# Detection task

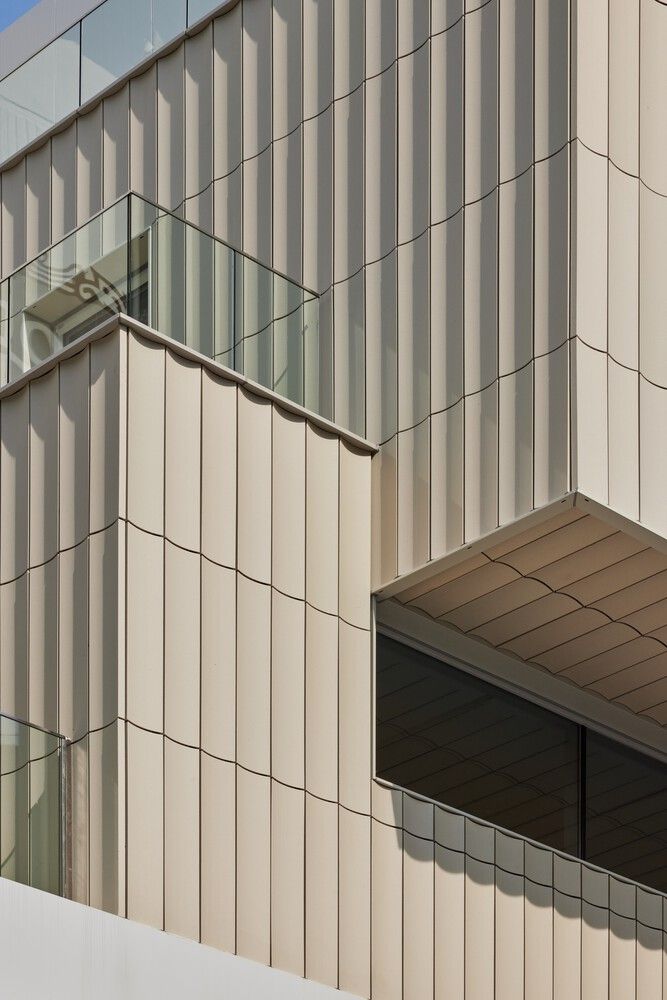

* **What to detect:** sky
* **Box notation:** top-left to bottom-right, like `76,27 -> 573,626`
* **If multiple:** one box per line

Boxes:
0,0 -> 42,32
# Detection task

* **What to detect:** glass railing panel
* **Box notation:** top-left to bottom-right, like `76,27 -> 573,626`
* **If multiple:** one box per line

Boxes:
151,211 -> 186,344
273,273 -> 305,408
0,280 -> 8,387
8,199 -> 129,380
239,258 -> 275,392
0,715 -> 63,895
6,193 -> 328,423
188,0 -> 225,25
185,224 -> 215,359
0,25 -> 80,165
126,194 -> 325,408
0,2 -> 242,167
304,293 -> 330,419
81,0 -> 186,104
273,307 -> 304,408
336,274 -> 366,437
9,200 -> 127,380
213,239 -> 235,365
28,728 -> 61,895
128,194 -> 157,327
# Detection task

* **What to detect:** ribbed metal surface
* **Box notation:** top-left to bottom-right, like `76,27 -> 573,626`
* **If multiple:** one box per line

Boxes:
392,506 -> 667,727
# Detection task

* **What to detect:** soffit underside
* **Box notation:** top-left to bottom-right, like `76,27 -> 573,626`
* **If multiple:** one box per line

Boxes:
376,495 -> 667,732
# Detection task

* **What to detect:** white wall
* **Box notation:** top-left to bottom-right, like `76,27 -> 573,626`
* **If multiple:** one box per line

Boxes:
0,874 -> 360,1000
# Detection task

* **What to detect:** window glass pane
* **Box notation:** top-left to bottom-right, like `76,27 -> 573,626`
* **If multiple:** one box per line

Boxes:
1,716 -> 62,893
81,0 -> 186,102
376,635 -> 580,853
29,728 -> 61,895
586,732 -> 667,893
0,25 -> 80,163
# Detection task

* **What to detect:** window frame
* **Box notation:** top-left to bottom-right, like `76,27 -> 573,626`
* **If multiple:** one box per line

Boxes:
375,625 -> 667,893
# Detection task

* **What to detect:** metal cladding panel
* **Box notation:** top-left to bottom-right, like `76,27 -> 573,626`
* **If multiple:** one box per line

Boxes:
271,781 -> 305,977
0,322 -> 664,1000
0,0 -> 662,992
59,348 -> 90,550
271,590 -> 305,788
163,738 -> 200,940
126,723 -> 163,927
129,66 -> 157,206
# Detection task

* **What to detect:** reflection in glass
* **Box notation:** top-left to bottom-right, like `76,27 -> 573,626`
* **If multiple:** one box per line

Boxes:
185,225 -> 214,359
187,0 -> 224,25
153,212 -> 186,344
0,715 -> 63,895
377,634 -> 667,893
586,733 -> 667,893
81,0 -> 186,102
0,280 -> 8,386
0,0 -> 237,166
0,25 -> 80,164
213,240 -> 235,362
376,635 -> 580,853
4,193 -> 325,421
8,200 -> 129,381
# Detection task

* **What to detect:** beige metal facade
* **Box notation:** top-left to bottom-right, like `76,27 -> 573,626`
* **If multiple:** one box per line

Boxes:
0,320 -> 664,998
0,0 -> 662,587
0,0 -> 573,586
0,0 -> 665,997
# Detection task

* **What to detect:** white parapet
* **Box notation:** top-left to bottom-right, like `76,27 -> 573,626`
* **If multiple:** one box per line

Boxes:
0,876 -> 361,1000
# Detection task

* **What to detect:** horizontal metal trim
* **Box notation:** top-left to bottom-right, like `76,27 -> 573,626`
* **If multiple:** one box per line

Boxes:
0,0 -> 241,174
0,190 -> 320,300
376,603 -> 667,763
376,492 -> 667,602
0,708 -> 64,743
374,494 -> 578,600
0,313 -> 378,454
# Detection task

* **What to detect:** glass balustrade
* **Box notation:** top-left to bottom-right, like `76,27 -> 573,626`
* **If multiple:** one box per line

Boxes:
2,194 -> 328,418
81,0 -> 186,103
0,714 -> 64,895
0,0 -> 232,166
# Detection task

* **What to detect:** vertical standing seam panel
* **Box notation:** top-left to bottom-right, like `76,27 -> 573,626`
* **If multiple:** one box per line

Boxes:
271,589 -> 305,789
157,49 -> 185,214
77,105 -> 103,226
200,558 -> 236,760
129,66 -> 158,206
200,754 -> 236,953
164,352 -> 201,553
270,780 -> 305,977
25,143 -> 51,261
29,369 -> 59,568
184,25 -> 214,228
164,541 -> 200,747
125,723 -> 163,928
236,767 -> 271,964
163,739 -> 200,939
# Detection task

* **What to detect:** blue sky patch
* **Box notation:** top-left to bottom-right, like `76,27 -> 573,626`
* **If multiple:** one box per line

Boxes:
0,0 -> 43,32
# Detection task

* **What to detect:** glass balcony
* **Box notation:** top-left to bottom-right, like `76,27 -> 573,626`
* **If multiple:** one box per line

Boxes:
0,0 -> 231,166
0,713 -> 64,896
1,195 -> 328,418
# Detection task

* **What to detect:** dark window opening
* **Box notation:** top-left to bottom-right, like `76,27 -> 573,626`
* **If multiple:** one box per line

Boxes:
376,633 -> 667,894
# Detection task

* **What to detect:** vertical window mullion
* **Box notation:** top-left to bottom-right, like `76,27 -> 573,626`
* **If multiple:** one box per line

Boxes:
579,725 -> 587,863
